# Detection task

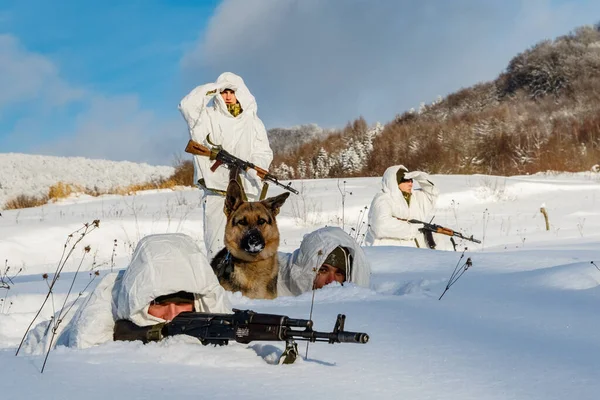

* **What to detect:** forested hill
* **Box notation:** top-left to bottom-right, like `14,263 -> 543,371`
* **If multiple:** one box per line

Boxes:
267,124 -> 333,156
269,23 -> 600,179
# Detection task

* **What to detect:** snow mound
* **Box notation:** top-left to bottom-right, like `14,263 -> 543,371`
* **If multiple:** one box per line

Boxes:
527,262 -> 600,291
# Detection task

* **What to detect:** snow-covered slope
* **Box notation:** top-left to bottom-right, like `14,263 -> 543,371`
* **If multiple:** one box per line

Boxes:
0,153 -> 174,207
1,170 -> 600,399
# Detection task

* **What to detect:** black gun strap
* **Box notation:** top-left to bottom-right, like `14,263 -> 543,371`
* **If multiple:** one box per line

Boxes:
259,182 -> 269,201
197,179 -> 227,196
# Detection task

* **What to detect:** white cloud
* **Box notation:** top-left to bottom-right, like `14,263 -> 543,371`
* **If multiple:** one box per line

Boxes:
182,0 -> 600,128
0,34 -> 84,112
1,35 -> 185,165
35,94 -> 185,165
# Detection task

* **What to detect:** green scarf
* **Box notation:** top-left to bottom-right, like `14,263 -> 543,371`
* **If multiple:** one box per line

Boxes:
227,102 -> 243,117
402,191 -> 411,206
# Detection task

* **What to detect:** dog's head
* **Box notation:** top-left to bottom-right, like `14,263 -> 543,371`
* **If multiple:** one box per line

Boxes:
223,180 -> 290,261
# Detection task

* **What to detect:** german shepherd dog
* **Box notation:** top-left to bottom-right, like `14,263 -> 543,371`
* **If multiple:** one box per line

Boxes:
210,180 -> 290,299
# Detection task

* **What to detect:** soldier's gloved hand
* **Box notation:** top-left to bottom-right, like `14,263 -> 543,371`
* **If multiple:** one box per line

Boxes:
147,322 -> 167,342
218,82 -> 238,93
407,171 -> 433,183
204,82 -> 222,96
114,319 -> 166,343
404,171 -> 421,180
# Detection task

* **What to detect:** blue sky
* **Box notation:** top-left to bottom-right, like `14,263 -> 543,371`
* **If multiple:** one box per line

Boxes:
0,0 -> 218,163
1,0 -> 599,164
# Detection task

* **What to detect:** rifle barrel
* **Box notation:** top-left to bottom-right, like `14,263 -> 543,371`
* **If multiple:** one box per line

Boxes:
456,233 -> 482,244
285,329 -> 369,344
265,178 -> 299,195
337,331 -> 370,344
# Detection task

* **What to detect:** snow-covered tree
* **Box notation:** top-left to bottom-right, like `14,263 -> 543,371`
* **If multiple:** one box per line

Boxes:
339,145 -> 362,174
297,160 -> 307,179
272,163 -> 294,180
313,148 -> 330,178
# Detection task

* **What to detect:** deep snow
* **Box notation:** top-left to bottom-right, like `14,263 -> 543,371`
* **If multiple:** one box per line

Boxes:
1,165 -> 599,400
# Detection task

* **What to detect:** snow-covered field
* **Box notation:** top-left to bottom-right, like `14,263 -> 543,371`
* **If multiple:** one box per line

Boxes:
1,167 -> 600,399
0,153 -> 174,206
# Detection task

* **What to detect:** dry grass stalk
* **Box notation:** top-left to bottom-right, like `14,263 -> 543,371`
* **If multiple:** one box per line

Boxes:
15,220 -> 101,373
540,207 -> 550,231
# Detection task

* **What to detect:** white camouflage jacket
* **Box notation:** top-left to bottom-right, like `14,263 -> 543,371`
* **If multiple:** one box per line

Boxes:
179,72 -> 273,198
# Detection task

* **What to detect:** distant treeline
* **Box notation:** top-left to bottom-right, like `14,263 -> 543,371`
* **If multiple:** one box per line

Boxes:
270,23 -> 600,178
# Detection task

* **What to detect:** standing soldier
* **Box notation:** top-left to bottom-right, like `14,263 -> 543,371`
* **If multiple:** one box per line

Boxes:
179,72 -> 273,260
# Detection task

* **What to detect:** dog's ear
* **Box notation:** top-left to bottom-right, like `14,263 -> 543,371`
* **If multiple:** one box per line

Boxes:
261,192 -> 290,217
224,180 -> 245,217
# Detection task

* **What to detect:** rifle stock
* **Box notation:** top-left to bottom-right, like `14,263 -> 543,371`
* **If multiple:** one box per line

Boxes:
184,139 -> 213,158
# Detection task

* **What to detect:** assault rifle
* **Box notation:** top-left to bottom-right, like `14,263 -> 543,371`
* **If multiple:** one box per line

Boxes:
408,219 -> 481,249
115,309 -> 368,364
184,139 -> 299,195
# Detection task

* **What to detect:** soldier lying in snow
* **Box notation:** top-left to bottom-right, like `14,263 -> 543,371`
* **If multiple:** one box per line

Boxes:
23,234 -> 231,353
277,227 -> 371,296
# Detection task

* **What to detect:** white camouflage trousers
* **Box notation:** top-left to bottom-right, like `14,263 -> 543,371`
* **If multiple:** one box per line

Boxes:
202,193 -> 227,261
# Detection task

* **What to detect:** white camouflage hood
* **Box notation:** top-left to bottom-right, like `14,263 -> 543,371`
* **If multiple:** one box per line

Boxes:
116,234 -> 231,326
279,227 -> 371,296
381,165 -> 409,215
382,165 -> 407,197
213,72 -> 257,116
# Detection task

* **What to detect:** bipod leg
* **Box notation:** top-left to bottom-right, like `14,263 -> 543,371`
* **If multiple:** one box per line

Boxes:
279,340 -> 299,365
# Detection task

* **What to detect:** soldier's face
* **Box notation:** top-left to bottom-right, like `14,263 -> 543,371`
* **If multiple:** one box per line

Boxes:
148,301 -> 193,321
220,89 -> 237,105
313,264 -> 346,289
398,179 -> 413,194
